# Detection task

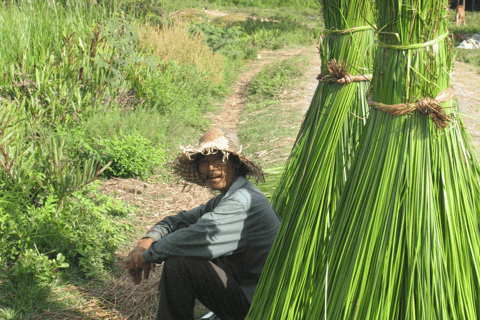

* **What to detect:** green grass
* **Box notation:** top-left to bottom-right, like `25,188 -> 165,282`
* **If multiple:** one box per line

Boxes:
238,55 -> 308,168
455,47 -> 480,69
448,9 -> 480,34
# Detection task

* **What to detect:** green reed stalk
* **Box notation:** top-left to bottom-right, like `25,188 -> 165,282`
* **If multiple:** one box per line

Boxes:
246,1 -> 375,318
309,1 -> 480,318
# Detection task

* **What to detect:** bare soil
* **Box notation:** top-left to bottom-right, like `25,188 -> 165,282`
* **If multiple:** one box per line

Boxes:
66,45 -> 480,319
452,61 -> 480,155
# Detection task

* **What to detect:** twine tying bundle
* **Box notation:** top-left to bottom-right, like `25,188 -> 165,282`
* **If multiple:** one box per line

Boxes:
317,59 -> 373,85
368,87 -> 455,129
323,25 -> 375,35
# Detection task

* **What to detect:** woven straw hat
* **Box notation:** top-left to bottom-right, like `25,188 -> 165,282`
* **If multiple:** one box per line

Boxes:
172,128 -> 264,187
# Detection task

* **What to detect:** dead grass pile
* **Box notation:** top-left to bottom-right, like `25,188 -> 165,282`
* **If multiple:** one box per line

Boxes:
140,19 -> 225,85
99,177 -> 215,225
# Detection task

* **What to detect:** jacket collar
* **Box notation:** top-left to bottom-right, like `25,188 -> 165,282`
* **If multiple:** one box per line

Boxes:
223,176 -> 248,198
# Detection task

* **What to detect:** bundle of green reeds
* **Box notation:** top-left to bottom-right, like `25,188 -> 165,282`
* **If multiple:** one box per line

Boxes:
246,1 -> 376,318
307,1 -> 480,318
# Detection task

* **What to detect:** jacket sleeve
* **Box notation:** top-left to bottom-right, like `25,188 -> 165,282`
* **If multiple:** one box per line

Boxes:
144,197 -> 218,242
142,196 -> 247,263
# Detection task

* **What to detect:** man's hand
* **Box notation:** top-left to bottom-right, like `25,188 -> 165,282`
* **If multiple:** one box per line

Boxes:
125,238 -> 155,285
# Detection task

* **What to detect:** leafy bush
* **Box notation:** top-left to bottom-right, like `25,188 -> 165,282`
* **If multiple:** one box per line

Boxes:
0,181 -> 131,281
96,132 -> 166,179
190,17 -> 258,60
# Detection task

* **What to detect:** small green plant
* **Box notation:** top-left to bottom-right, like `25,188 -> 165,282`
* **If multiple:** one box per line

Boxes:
0,182 -> 132,315
96,132 -> 166,179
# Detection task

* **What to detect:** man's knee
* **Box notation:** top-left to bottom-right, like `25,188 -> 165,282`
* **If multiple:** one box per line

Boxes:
161,256 -> 209,281
163,256 -> 206,269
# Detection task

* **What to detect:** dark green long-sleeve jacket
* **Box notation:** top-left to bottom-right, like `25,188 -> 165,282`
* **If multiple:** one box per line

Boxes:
142,176 -> 280,303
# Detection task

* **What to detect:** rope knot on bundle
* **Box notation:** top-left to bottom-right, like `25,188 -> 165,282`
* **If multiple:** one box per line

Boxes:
368,87 -> 455,129
317,59 -> 372,85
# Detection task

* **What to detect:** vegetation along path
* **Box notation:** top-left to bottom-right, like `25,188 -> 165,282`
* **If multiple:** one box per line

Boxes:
4,2 -> 480,319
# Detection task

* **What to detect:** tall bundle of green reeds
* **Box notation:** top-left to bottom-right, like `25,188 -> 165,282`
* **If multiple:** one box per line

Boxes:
246,1 -> 375,318
307,0 -> 480,318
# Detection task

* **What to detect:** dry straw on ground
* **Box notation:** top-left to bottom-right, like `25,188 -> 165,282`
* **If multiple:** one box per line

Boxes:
51,178 -> 216,319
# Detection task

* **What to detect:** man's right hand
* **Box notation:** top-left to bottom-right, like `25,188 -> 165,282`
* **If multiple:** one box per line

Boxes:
125,238 -> 155,285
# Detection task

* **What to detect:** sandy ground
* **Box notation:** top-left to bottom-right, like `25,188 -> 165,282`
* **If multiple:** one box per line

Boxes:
453,61 -> 480,154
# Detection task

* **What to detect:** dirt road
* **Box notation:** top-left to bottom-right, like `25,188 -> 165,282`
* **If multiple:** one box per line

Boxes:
453,61 -> 480,154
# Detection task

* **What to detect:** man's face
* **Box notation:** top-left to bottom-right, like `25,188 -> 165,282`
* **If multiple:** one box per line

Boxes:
198,153 -> 236,194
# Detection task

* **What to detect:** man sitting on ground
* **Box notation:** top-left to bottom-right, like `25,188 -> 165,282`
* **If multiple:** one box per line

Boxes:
125,127 -> 281,320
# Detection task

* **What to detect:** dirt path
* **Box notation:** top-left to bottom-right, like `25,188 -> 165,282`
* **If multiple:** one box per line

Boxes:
89,46 -> 479,320
210,46 -> 320,129
452,61 -> 480,154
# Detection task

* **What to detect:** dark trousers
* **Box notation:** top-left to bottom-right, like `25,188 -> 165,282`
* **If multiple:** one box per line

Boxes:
156,257 -> 251,320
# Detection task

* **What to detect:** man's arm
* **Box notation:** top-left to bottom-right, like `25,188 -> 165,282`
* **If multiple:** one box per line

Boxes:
142,196 -> 247,263
125,197 -> 219,284
144,208 -> 202,241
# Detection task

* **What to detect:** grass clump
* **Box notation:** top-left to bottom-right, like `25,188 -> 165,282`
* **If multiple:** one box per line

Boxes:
140,20 -> 226,85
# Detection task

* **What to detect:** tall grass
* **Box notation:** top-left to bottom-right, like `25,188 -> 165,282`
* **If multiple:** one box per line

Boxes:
311,0 -> 480,318
140,21 -> 226,85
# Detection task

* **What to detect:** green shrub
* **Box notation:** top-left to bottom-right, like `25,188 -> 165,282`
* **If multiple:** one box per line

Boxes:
141,61 -> 220,126
0,182 -> 132,315
0,181 -> 131,281
190,18 -> 258,60
96,132 -> 166,179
